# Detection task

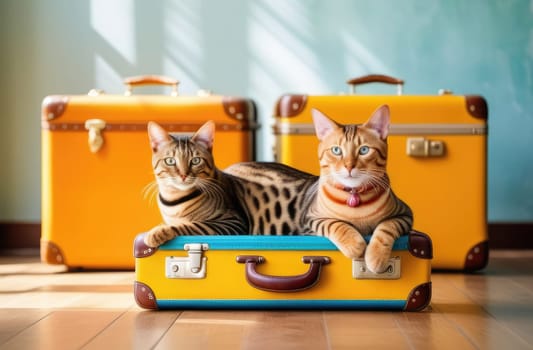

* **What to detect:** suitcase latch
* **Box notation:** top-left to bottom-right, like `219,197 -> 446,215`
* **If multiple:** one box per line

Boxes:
165,243 -> 209,279
407,137 -> 445,157
85,119 -> 106,153
352,257 -> 401,280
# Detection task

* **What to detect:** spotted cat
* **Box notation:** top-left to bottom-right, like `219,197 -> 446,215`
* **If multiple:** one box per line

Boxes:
144,105 -> 412,273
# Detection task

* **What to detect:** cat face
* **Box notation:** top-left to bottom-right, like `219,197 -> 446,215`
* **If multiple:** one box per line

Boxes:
312,105 -> 390,190
147,121 -> 216,195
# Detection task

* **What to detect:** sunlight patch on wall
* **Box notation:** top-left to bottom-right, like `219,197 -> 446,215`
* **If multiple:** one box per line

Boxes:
93,55 -> 123,92
341,31 -> 390,94
162,0 -> 204,94
247,1 -> 327,95
90,0 -> 136,64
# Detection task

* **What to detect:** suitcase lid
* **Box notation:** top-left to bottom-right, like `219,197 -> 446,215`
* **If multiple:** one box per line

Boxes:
274,75 -> 487,134
41,75 -> 257,132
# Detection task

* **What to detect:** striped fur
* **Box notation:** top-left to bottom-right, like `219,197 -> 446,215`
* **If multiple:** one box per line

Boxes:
145,105 -> 412,273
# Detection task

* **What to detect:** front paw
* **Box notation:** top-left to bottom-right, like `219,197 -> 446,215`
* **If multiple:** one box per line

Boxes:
329,233 -> 366,259
364,239 -> 393,273
144,224 -> 176,247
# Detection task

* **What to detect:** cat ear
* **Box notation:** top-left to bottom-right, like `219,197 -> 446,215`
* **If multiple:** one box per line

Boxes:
312,109 -> 340,141
364,104 -> 390,139
147,122 -> 172,153
191,120 -> 215,151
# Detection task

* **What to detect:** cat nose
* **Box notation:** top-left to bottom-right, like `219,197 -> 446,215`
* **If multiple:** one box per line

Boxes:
345,165 -> 355,177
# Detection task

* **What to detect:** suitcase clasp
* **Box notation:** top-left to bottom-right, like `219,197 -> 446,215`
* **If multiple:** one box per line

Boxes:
352,257 -> 401,280
406,137 -> 445,157
165,243 -> 209,279
85,119 -> 106,153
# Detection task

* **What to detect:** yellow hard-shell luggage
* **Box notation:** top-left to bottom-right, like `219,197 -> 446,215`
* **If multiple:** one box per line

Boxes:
134,231 -> 432,310
273,75 -> 488,271
41,75 -> 257,269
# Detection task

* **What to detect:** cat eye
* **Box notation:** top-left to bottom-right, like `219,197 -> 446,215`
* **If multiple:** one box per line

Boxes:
331,146 -> 342,156
190,157 -> 202,166
164,157 -> 176,166
359,146 -> 370,155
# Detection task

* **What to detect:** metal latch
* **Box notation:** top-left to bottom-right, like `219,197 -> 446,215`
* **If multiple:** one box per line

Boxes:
85,119 -> 106,153
352,256 -> 401,280
165,243 -> 209,279
407,137 -> 445,157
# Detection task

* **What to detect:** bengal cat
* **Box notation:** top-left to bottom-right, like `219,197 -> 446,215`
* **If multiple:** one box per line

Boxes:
144,105 -> 412,273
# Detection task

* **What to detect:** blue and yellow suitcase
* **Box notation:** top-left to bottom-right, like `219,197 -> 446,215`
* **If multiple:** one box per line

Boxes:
133,231 -> 432,311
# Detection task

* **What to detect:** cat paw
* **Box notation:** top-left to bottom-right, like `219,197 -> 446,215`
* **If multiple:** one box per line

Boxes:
144,225 -> 176,248
364,239 -> 393,273
330,234 -> 366,259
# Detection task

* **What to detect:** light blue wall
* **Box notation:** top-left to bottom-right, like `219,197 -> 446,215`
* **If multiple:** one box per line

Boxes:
1,0 -> 532,222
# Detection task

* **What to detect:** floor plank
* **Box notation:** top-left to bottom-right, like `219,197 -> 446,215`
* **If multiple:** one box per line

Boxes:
1,252 -> 533,349
0,310 -> 122,350
323,311 -> 412,350
82,310 -> 180,350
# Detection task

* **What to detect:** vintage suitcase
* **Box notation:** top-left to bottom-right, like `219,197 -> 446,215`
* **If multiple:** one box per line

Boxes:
41,75 -> 257,269
273,74 -> 488,271
133,231 -> 432,311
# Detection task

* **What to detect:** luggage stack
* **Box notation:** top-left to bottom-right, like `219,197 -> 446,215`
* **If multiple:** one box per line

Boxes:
42,74 -> 489,310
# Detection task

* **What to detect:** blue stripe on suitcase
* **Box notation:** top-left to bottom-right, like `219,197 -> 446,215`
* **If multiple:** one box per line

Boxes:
158,235 -> 410,251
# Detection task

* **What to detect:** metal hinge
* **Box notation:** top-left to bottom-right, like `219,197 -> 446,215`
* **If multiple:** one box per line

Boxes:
165,243 -> 209,279
406,137 -> 445,157
352,256 -> 401,280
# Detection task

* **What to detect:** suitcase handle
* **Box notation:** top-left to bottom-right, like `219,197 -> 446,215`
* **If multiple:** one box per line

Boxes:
346,74 -> 404,95
123,75 -> 179,96
236,255 -> 330,293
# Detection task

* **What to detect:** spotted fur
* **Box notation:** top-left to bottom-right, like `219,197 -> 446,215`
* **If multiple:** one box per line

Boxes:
144,105 -> 412,273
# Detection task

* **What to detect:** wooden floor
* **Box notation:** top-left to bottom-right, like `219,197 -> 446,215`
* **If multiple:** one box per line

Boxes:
1,251 -> 532,350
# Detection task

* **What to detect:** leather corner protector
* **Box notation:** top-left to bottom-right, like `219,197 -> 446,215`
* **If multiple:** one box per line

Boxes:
275,94 -> 307,118
42,95 -> 69,121
464,240 -> 489,272
134,281 -> 158,309
465,95 -> 488,120
134,233 -> 159,258
222,97 -> 257,126
405,282 -> 432,311
408,230 -> 433,259
40,240 -> 66,265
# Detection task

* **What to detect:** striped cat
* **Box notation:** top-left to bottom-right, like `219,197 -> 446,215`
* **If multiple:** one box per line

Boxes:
144,105 -> 412,273
144,121 -> 248,246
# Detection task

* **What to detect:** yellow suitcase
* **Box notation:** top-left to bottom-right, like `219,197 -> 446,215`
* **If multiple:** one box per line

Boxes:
134,231 -> 432,310
41,75 -> 257,269
273,75 -> 488,271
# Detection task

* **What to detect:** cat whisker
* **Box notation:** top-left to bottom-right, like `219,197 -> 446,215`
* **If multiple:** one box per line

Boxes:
142,181 -> 159,207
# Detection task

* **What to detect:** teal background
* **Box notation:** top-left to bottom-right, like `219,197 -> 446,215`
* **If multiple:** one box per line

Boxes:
1,0 -> 532,222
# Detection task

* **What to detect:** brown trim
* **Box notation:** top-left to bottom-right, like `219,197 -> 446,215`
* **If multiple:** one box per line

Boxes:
489,223 -> 533,249
404,282 -> 431,312
0,222 -> 40,250
41,121 -> 258,132
134,281 -> 158,309
222,97 -> 256,125
465,95 -> 488,120
41,95 -> 69,121
275,94 -> 307,117
134,233 -> 159,258
408,230 -> 433,259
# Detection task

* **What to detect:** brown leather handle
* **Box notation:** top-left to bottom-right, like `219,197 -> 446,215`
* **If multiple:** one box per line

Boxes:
236,255 -> 330,293
123,75 -> 179,96
346,74 -> 404,95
